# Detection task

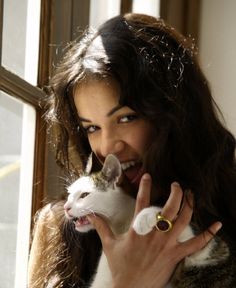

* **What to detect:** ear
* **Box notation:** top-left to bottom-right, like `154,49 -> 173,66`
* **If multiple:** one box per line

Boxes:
85,152 -> 93,174
101,154 -> 122,184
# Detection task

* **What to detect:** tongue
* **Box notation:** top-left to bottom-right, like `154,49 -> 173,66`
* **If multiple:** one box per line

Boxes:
75,216 -> 90,227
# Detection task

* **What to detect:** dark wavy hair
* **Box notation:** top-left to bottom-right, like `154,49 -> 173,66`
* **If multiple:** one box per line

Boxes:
43,13 -> 236,287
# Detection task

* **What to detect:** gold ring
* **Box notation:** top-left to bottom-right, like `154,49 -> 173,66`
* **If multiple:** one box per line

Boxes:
155,212 -> 173,232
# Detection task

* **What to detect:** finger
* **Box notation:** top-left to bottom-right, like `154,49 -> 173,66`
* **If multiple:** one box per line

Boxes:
161,182 -> 184,220
134,173 -> 151,217
179,221 -> 222,257
171,192 -> 193,236
87,214 -> 115,247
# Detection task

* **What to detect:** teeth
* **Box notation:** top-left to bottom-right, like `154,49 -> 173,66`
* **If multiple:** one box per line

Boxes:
121,161 -> 136,171
73,216 -> 89,225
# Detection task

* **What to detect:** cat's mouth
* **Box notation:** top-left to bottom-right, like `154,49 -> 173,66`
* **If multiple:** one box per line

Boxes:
73,216 -> 91,228
72,214 -> 108,232
72,214 -> 110,233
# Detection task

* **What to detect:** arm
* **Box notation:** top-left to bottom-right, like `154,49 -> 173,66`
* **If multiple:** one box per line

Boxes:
88,174 -> 222,288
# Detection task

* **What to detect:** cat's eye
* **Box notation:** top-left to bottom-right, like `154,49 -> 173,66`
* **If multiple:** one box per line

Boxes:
80,192 -> 90,198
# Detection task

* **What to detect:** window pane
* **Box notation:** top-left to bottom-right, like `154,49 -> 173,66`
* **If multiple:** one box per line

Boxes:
1,0 -> 41,85
89,0 -> 121,28
0,91 -> 36,287
132,0 -> 160,17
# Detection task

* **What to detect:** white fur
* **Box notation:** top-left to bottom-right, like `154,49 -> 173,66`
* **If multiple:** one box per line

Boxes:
68,176 -> 95,195
133,206 -> 162,235
133,206 -> 218,268
89,253 -> 112,288
65,175 -> 135,234
64,155 -> 216,288
65,178 -> 216,288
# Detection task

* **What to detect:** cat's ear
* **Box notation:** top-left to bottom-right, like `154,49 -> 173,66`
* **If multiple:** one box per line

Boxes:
101,154 -> 122,184
85,152 -> 93,174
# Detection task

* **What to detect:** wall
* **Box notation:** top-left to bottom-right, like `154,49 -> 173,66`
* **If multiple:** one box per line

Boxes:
199,0 -> 236,137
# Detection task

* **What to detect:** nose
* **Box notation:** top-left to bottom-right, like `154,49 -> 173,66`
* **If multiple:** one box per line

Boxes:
64,202 -> 73,218
64,201 -> 71,212
99,131 -> 125,158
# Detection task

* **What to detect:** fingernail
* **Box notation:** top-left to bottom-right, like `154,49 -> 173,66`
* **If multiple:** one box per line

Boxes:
142,173 -> 151,180
172,182 -> 180,187
215,222 -> 222,232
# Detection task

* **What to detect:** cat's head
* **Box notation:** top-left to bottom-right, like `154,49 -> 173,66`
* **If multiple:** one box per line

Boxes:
64,154 -> 135,234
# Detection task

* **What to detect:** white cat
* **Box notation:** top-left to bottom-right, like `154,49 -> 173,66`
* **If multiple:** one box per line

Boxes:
64,154 -> 228,288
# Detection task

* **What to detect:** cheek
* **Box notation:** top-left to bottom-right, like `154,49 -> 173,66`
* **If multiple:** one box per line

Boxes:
127,126 -> 153,152
136,135 -> 152,151
87,135 -> 98,152
126,130 -> 151,154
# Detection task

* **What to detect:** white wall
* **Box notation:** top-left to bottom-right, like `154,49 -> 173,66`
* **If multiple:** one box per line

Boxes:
199,0 -> 236,136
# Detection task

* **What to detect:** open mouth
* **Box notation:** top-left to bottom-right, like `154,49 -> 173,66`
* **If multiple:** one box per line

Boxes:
73,216 -> 90,228
121,161 -> 144,187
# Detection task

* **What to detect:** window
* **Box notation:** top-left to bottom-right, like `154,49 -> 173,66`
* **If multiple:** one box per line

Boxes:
89,0 -> 160,28
0,0 -> 42,286
0,92 -> 36,287
2,0 -> 40,84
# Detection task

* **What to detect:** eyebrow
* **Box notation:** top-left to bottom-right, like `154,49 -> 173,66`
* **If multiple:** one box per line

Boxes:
78,104 -> 123,122
107,104 -> 123,116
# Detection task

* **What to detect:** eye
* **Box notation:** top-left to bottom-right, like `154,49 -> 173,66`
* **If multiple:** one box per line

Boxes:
80,192 -> 90,199
83,125 -> 99,134
119,114 -> 138,123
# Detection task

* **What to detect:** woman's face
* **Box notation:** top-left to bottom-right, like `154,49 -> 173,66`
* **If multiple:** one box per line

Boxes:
74,79 -> 154,187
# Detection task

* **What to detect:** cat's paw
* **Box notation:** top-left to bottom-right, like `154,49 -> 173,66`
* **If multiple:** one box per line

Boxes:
133,207 -> 162,235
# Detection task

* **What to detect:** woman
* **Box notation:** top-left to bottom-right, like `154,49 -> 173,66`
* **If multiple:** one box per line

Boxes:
28,13 -> 236,287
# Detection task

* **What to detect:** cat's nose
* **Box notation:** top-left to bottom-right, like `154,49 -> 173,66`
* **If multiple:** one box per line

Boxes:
64,203 -> 73,218
64,202 -> 71,211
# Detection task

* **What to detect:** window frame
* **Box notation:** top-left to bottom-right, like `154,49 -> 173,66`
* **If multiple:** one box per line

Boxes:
160,0 -> 201,43
0,0 -> 46,220
0,0 -> 91,218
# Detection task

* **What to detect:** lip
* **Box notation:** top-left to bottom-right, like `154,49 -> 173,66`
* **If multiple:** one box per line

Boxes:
123,162 -> 144,188
73,215 -> 93,232
73,216 -> 90,226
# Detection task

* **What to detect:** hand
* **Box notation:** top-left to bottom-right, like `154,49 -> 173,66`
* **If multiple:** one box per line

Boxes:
88,174 -> 222,288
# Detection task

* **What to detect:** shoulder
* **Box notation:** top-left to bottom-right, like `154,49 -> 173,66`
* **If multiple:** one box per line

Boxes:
32,201 -> 66,238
